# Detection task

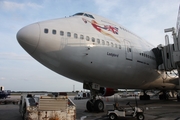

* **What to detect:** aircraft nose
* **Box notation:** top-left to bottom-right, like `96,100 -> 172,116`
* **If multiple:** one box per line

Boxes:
16,23 -> 40,54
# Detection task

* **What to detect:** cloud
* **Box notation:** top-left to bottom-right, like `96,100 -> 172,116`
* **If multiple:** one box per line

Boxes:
0,52 -> 32,60
0,1 -> 42,11
0,77 -> 5,80
93,0 -> 120,16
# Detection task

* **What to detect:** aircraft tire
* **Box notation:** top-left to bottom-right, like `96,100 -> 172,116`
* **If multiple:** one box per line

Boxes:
139,95 -> 150,100
86,99 -> 93,112
94,99 -> 104,112
177,95 -> 180,101
159,94 -> 168,100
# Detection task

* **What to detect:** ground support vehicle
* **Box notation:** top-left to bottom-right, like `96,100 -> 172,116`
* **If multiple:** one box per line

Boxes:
19,93 -> 76,120
107,102 -> 144,120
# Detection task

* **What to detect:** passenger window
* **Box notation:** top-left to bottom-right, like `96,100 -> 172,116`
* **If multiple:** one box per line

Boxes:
115,44 -> 117,48
52,30 -> 56,34
67,32 -> 71,37
74,33 -> 78,38
102,40 -> 105,45
60,31 -> 64,36
97,39 -> 100,44
92,37 -> 95,42
86,36 -> 90,41
111,42 -> 113,47
106,41 -> 109,46
80,35 -> 84,39
44,28 -> 48,33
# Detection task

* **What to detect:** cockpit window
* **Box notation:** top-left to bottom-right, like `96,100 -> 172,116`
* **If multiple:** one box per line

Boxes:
73,12 -> 94,19
84,13 -> 89,17
88,14 -> 94,19
73,13 -> 84,16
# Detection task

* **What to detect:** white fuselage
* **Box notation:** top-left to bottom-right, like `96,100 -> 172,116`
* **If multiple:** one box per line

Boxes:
17,13 -> 178,90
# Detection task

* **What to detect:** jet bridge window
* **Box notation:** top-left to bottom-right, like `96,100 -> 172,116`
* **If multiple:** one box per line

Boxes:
74,33 -> 78,38
52,30 -> 56,34
60,31 -> 64,36
44,28 -> 48,33
67,32 -> 71,37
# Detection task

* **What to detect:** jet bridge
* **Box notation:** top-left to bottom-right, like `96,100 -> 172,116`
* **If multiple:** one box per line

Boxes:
153,28 -> 180,71
152,7 -> 180,93
156,17 -> 180,91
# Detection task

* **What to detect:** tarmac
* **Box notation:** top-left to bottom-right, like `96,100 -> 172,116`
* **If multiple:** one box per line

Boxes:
0,94 -> 180,120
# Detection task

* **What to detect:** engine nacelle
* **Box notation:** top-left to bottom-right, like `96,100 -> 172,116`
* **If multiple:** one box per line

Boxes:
99,87 -> 116,96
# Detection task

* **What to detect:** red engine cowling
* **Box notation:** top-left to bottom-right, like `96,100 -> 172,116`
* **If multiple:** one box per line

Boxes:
99,87 -> 116,96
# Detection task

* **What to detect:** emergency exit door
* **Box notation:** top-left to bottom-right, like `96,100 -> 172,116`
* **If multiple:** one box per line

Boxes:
124,40 -> 133,61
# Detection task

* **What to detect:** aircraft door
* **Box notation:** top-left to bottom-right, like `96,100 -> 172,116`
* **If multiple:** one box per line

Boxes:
124,40 -> 133,61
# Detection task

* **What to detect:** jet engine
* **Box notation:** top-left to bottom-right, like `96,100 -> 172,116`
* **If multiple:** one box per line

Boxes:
99,87 -> 117,96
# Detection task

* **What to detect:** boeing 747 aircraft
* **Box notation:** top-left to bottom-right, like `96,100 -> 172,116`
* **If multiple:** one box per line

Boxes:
16,7 -> 180,112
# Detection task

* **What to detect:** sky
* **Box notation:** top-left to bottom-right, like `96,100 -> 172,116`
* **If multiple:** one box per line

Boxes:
0,0 -> 179,92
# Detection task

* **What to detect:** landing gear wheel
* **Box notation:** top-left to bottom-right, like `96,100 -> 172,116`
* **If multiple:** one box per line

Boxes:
94,99 -> 104,112
177,95 -> 180,101
139,95 -> 150,100
86,99 -> 93,112
109,113 -> 117,120
159,94 -> 169,100
137,113 -> 145,120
